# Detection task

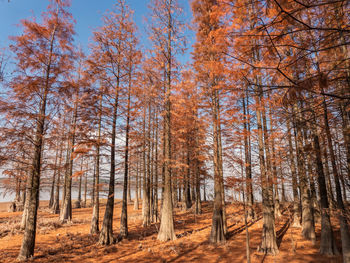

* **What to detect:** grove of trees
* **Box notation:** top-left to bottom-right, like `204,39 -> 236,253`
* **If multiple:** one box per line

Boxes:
0,0 -> 349,262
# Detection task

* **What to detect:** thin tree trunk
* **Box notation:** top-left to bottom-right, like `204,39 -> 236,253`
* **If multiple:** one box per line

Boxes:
90,95 -> 102,234
49,146 -> 59,208
120,67 -> 132,238
83,165 -> 87,208
243,94 -> 254,220
52,140 -> 64,214
154,116 -> 159,221
134,157 -> 139,211
142,105 -> 150,227
76,159 -> 83,209
186,146 -> 192,210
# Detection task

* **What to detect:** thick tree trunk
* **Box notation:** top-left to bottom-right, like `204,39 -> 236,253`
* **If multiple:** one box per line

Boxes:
322,89 -> 350,262
256,90 -> 278,255
302,116 -> 320,223
209,89 -> 225,244
314,131 -> 339,255
293,104 -> 316,243
20,178 -> 30,230
269,103 -> 281,218
98,80 -> 119,245
157,0 -> 176,241
321,136 -> 336,209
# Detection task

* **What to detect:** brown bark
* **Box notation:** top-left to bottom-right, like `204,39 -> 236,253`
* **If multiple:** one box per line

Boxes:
49,146 -> 59,208
269,101 -> 281,218
293,103 -> 316,243
185,146 -> 192,210
312,118 -> 339,255
243,94 -> 254,220
256,87 -> 278,255
322,87 -> 350,262
154,116 -> 159,221
209,88 -> 226,244
157,0 -> 176,242
98,76 -> 119,246
90,95 -> 102,234
52,140 -> 64,214
142,104 -> 151,227
134,156 -> 140,211
120,67 -> 132,238
60,102 -> 78,222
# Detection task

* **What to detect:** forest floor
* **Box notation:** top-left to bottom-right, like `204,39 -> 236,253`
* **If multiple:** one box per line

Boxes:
0,200 -> 344,262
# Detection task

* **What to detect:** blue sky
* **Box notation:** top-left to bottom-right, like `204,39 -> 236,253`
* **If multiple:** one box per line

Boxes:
0,0 -> 194,63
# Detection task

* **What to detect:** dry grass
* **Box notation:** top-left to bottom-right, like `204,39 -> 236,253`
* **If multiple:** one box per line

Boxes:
0,200 -> 344,263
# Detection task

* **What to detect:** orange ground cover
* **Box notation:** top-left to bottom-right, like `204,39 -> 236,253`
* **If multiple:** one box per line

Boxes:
0,201 -> 343,262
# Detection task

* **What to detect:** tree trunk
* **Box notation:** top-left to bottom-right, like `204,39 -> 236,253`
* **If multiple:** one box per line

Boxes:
120,69 -> 132,238
98,77 -> 119,245
313,125 -> 339,255
185,146 -> 192,210
209,88 -> 225,244
134,157 -> 140,211
52,140 -> 64,214
293,103 -> 316,243
243,94 -> 254,220
20,179 -> 30,230
203,178 -> 207,202
83,165 -> 87,208
60,100 -> 78,222
154,116 -> 159,221
77,161 -> 82,209
142,107 -> 151,226
256,87 -> 278,255
90,95 -> 102,234
322,87 -> 350,262
49,146 -> 59,208
195,158 -> 202,215
157,0 -> 176,241
320,135 -> 336,208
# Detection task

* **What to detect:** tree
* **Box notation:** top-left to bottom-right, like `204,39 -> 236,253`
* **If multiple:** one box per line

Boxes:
192,0 -> 228,243
88,0 -> 133,245
147,0 -> 185,242
7,0 -> 75,259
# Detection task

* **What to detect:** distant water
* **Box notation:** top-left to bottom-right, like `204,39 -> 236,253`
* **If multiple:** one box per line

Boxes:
0,186 -> 128,203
